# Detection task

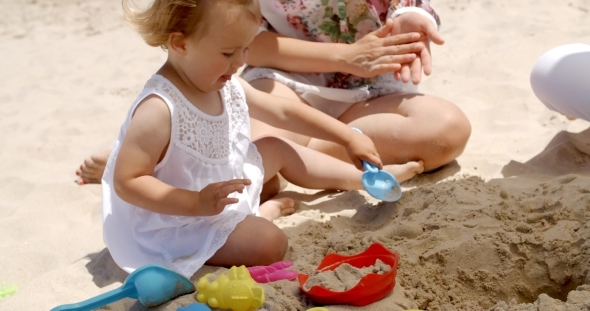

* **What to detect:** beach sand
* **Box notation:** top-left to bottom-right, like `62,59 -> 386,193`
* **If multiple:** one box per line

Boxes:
1,0 -> 590,310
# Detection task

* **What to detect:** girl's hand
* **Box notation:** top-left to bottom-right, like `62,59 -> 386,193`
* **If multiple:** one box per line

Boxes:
390,12 -> 445,84
196,179 -> 252,216
342,19 -> 424,78
345,130 -> 383,171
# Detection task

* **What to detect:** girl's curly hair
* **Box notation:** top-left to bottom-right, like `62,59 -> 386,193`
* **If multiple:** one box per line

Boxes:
122,0 -> 257,49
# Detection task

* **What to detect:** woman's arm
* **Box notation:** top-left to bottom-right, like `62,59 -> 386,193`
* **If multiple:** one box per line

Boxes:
247,21 -> 423,78
247,31 -> 346,73
239,78 -> 383,169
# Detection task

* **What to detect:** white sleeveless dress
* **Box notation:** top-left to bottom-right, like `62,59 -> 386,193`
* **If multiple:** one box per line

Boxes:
102,74 -> 264,277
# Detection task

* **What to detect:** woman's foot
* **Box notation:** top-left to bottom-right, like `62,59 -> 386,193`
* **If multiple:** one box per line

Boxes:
383,160 -> 424,183
259,197 -> 296,221
75,149 -> 111,185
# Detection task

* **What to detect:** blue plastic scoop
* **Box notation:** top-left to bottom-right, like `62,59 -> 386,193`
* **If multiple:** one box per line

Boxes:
361,160 -> 402,202
350,127 -> 402,202
51,264 -> 195,311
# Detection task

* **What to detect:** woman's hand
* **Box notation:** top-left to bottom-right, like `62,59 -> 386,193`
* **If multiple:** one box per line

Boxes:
342,19 -> 425,78
195,179 -> 252,216
344,129 -> 383,171
390,12 -> 445,84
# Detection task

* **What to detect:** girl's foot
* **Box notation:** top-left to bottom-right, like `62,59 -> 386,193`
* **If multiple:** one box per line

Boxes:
75,149 -> 111,185
383,160 -> 424,183
259,197 -> 296,221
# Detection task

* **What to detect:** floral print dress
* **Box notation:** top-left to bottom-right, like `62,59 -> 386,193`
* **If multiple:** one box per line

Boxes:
242,0 -> 440,118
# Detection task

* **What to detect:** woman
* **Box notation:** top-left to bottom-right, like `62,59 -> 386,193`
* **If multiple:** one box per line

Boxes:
76,0 -> 471,186
243,0 -> 471,174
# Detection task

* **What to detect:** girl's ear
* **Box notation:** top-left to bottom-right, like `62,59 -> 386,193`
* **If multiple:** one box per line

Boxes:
168,32 -> 187,56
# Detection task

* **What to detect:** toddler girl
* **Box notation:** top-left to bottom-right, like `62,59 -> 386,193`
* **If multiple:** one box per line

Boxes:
103,0 -> 423,277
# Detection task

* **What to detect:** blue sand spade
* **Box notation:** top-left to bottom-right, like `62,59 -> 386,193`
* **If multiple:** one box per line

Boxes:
177,302 -> 212,311
51,265 -> 195,311
361,160 -> 402,202
350,127 -> 402,202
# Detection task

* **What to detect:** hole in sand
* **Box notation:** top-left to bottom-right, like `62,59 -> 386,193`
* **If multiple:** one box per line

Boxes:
295,176 -> 590,310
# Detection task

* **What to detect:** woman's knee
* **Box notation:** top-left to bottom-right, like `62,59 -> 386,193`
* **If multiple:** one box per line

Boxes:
425,99 -> 471,165
254,136 -> 292,157
442,103 -> 471,152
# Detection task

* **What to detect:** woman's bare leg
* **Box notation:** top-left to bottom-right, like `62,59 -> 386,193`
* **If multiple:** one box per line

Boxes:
249,79 -> 471,172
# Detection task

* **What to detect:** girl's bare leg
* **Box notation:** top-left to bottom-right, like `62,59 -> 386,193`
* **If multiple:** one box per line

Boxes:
206,215 -> 288,267
249,79 -> 471,172
75,148 -> 111,184
206,142 -> 424,266
255,136 -> 423,216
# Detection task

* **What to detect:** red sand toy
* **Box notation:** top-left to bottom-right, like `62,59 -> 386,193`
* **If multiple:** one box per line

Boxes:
297,243 -> 399,307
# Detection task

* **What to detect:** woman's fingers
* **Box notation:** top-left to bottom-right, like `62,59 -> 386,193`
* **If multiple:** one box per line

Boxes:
420,41 -> 433,76
424,22 -> 445,45
410,57 -> 422,84
380,41 -> 424,56
378,53 -> 416,65
373,18 -> 395,38
400,63 -> 412,83
370,52 -> 419,76
370,63 -> 402,76
382,32 -> 421,46
366,42 -> 422,76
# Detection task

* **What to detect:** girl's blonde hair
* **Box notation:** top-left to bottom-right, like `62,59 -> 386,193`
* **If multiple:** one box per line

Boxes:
122,0 -> 257,49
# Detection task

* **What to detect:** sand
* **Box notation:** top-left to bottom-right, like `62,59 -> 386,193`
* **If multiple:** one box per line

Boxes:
1,0 -> 590,310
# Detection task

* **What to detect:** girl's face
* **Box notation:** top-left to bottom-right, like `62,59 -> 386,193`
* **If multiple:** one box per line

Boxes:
180,4 -> 260,93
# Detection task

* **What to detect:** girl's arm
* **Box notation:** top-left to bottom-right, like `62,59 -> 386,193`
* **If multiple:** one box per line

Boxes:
112,95 -> 249,216
239,78 -> 383,169
112,95 -> 199,216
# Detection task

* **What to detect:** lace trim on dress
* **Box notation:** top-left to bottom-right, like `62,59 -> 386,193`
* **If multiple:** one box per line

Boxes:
151,75 -> 249,165
225,80 -> 250,145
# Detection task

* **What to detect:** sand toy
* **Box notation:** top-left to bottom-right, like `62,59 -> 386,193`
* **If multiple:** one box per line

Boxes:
351,128 -> 402,202
247,261 -> 297,283
361,160 -> 402,202
298,243 -> 399,306
51,264 -> 195,311
177,302 -> 212,311
0,282 -> 18,302
196,265 -> 264,311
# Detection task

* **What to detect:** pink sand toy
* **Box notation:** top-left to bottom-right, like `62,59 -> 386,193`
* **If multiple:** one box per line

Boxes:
247,260 -> 298,283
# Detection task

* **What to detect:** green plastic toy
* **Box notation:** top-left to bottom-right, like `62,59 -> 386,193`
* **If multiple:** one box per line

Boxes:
0,282 -> 18,302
